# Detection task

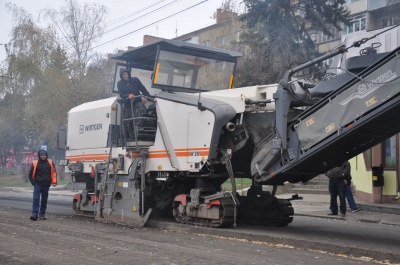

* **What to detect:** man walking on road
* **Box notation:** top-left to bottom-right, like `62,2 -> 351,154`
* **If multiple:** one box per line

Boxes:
28,150 -> 57,221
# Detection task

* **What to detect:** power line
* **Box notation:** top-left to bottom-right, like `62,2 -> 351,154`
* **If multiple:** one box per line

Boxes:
106,0 -> 169,27
86,0 -> 208,52
103,0 -> 181,35
64,0 -> 183,51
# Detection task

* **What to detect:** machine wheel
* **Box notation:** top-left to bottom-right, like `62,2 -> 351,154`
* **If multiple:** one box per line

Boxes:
72,198 -> 79,212
172,201 -> 187,223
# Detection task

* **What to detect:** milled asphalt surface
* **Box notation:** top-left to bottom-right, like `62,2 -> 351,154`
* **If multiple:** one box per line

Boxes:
2,185 -> 400,263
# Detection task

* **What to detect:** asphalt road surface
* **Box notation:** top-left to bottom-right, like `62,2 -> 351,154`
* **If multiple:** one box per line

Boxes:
0,191 -> 398,265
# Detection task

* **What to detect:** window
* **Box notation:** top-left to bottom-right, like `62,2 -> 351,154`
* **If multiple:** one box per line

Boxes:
383,135 -> 397,168
182,37 -> 199,45
319,28 -> 338,43
363,135 -> 398,170
355,22 -> 360,32
381,17 -> 396,28
235,31 -> 241,42
221,61 -> 226,70
203,40 -> 210,47
216,36 -> 227,48
363,148 -> 372,170
153,50 -> 236,91
342,15 -> 366,35
360,17 -> 366,30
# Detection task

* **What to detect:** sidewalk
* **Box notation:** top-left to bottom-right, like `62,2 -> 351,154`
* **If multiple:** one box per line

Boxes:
279,193 -> 400,226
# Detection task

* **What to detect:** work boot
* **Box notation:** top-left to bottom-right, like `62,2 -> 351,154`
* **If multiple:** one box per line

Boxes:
39,216 -> 46,220
30,216 -> 38,221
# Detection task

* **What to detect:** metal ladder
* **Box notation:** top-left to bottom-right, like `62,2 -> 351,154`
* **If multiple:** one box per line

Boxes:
120,96 -> 157,151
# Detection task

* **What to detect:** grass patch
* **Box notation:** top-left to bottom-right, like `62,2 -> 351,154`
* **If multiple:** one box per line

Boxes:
0,173 -> 68,188
221,178 -> 252,191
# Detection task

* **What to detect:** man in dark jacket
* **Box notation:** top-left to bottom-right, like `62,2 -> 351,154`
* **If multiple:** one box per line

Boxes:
117,69 -> 151,132
117,69 -> 150,104
325,161 -> 349,217
28,150 -> 57,221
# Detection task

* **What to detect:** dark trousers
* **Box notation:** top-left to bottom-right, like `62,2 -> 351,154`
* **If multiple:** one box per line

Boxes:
32,183 -> 50,217
328,179 -> 346,214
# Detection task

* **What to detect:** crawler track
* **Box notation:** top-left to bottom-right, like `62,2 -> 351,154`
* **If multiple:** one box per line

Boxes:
72,197 -> 294,227
238,198 -> 294,227
173,197 -> 235,228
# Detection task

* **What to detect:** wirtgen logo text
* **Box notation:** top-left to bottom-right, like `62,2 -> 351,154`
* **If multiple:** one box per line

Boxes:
340,70 -> 397,106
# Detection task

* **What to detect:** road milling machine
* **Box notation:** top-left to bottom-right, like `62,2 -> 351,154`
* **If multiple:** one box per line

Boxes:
59,39 -> 400,228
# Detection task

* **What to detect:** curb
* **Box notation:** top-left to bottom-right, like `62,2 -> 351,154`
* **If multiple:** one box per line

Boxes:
295,212 -> 400,226
51,184 -> 68,191
358,203 -> 400,215
0,187 -> 16,192
0,185 -> 68,192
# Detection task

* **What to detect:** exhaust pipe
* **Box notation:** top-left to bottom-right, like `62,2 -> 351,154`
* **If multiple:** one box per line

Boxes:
226,122 -> 236,132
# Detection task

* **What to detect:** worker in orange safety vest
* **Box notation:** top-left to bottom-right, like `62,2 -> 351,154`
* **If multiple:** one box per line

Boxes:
28,149 -> 57,221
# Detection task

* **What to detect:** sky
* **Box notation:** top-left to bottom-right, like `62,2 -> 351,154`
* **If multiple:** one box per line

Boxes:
0,0 -> 237,62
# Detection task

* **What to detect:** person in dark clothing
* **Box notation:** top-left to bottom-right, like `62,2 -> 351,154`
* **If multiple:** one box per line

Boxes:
28,150 -> 57,221
344,167 -> 362,213
325,161 -> 349,217
117,69 -> 151,134
117,69 -> 150,105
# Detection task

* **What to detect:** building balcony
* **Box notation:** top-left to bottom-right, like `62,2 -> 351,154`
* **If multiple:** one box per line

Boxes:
344,0 -> 367,15
367,0 -> 400,31
367,0 -> 399,11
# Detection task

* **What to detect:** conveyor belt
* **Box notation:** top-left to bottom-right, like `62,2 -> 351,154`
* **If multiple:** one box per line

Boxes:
263,46 -> 400,185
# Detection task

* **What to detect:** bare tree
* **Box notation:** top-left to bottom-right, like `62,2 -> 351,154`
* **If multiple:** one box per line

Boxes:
1,3 -> 112,155
45,0 -> 108,77
3,3 -> 60,95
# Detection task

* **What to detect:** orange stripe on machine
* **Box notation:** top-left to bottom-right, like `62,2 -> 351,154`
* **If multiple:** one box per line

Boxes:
148,148 -> 209,158
67,148 -> 209,161
67,154 -> 109,162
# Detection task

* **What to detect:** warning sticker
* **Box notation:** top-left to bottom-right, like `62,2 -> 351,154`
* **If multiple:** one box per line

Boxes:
325,123 -> 335,133
306,117 -> 315,127
366,96 -> 377,108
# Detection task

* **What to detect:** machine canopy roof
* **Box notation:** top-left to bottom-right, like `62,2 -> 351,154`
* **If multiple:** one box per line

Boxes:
110,39 -> 242,67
